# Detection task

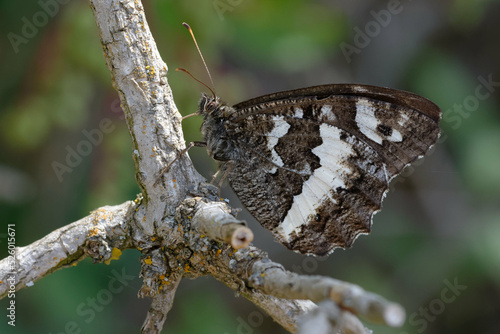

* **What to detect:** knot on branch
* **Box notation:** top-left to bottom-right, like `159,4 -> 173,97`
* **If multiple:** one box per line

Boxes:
83,238 -> 112,263
228,248 -> 273,281
81,206 -> 135,264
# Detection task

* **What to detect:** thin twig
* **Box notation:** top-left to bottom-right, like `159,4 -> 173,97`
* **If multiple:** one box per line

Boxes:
297,300 -> 372,334
249,260 -> 405,327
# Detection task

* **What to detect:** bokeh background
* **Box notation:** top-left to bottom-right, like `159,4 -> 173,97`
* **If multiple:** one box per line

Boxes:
1,0 -> 500,333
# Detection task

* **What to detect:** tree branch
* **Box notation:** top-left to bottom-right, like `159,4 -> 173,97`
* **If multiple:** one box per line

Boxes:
0,200 -> 137,299
141,270 -> 183,333
176,198 -> 404,332
297,300 -> 371,334
0,1 -> 408,333
249,260 -> 405,327
191,201 -> 254,249
89,0 -> 204,237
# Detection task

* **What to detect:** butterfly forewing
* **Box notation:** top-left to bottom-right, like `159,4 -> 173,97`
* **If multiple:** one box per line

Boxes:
202,84 -> 441,256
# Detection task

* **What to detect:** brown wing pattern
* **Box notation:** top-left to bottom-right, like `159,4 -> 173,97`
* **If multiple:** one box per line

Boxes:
219,85 -> 441,255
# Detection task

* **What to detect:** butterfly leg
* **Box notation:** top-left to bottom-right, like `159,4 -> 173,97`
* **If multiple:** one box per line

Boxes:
181,112 -> 199,120
154,141 -> 207,186
210,161 -> 233,198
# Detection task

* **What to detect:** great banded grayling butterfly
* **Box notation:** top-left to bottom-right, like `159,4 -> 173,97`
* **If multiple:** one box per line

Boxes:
179,24 -> 441,256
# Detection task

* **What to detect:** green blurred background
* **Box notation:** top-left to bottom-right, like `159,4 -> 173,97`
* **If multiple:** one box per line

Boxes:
1,0 -> 499,333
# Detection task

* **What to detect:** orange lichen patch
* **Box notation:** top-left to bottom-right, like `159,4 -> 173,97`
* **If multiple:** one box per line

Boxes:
104,247 -> 122,265
91,208 -> 113,225
144,257 -> 152,265
159,274 -> 165,280
216,249 -> 222,257
189,253 -> 207,269
151,237 -> 157,241
88,227 -> 100,237
184,264 -> 191,272
53,257 -> 58,260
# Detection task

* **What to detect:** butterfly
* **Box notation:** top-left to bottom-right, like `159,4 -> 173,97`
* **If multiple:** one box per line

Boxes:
196,84 -> 441,256
176,23 -> 441,256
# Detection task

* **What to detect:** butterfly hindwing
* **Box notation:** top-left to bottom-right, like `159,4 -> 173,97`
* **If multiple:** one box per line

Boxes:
200,84 -> 441,256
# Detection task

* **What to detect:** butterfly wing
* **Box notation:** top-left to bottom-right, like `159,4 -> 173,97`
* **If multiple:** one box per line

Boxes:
223,84 -> 441,256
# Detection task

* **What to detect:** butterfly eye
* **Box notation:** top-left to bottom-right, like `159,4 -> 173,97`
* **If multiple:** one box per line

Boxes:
204,100 -> 218,114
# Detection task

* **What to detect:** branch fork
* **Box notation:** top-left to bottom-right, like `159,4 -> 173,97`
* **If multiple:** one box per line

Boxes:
0,1 -> 408,333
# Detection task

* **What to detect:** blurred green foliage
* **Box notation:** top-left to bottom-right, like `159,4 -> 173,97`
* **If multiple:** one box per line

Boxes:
1,0 -> 499,333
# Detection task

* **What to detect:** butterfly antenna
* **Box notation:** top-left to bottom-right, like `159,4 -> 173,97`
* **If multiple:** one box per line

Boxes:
182,22 -> 216,97
176,68 -> 216,98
